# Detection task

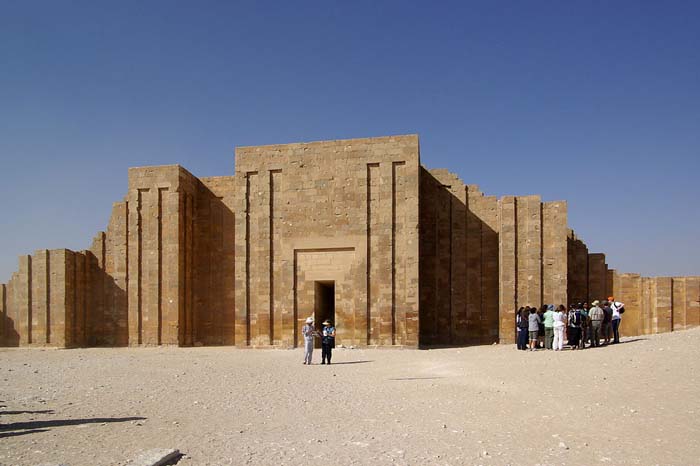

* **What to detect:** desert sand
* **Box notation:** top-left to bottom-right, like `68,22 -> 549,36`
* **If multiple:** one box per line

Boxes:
2,327 -> 699,466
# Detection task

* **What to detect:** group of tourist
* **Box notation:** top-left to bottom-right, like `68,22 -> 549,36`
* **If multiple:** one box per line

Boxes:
516,297 -> 625,351
302,317 -> 336,364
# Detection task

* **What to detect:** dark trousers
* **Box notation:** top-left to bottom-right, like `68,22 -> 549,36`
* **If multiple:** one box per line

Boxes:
579,326 -> 588,348
544,327 -> 554,350
590,322 -> 602,347
322,343 -> 333,363
517,329 -> 528,349
612,319 -> 621,343
568,327 -> 581,347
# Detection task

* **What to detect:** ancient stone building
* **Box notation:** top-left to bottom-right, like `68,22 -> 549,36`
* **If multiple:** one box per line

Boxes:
1,135 -> 698,348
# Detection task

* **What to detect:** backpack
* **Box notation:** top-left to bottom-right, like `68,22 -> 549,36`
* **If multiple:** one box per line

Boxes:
570,310 -> 582,327
517,315 -> 528,329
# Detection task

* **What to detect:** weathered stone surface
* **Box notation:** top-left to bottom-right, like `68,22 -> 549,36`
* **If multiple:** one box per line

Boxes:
128,448 -> 181,466
0,134 -> 697,348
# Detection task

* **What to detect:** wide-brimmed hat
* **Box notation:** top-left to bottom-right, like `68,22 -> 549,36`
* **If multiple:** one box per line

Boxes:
592,300 -> 600,306
322,319 -> 332,325
305,317 -> 314,324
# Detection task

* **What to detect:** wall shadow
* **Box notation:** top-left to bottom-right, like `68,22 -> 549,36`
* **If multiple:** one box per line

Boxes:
419,167 -> 499,347
190,180 -> 236,346
83,251 -> 129,348
2,315 -> 20,347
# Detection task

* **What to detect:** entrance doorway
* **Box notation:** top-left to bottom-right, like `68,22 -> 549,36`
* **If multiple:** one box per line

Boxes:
314,281 -> 335,348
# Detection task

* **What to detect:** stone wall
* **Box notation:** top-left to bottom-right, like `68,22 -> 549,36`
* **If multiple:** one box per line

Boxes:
498,196 -> 568,344
1,249 -> 92,347
418,171 -> 570,346
606,272 -> 700,337
1,134 -> 698,348
233,135 -> 421,348
418,170 -> 500,345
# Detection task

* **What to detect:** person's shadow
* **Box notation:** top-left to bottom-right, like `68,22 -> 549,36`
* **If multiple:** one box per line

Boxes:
327,360 -> 373,365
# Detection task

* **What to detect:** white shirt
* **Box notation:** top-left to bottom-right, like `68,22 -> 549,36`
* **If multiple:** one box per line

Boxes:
611,301 -> 625,320
553,311 -> 565,327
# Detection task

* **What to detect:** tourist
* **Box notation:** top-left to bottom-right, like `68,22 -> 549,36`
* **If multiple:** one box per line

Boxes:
609,296 -> 625,344
543,304 -> 555,350
537,306 -> 546,349
580,302 -> 590,348
588,300 -> 604,347
302,317 -> 317,365
602,300 -> 613,345
528,307 -> 541,351
516,307 -> 529,350
321,320 -> 336,364
567,304 -> 582,349
552,305 -> 566,351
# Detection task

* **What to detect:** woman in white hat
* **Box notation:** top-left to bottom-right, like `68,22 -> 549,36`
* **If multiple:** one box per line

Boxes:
302,317 -> 317,365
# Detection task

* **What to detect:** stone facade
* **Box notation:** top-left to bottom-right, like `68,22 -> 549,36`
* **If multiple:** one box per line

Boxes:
1,135 -> 698,347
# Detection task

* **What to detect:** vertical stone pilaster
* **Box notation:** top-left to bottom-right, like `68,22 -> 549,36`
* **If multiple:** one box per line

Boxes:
542,202 -> 567,307
498,196 -> 517,344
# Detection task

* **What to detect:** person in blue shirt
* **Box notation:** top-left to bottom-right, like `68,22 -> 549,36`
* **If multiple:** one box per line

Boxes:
321,320 -> 336,365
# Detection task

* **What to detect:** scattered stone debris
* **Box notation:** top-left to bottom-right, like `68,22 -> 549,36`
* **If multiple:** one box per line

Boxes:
127,448 -> 182,466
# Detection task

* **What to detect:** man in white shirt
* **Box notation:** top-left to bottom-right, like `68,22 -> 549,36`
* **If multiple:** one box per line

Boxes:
609,296 -> 625,344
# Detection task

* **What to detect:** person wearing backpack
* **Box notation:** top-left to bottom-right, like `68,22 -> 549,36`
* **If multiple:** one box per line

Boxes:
609,297 -> 625,344
602,301 -> 613,345
567,304 -> 582,349
516,307 -> 529,350
579,302 -> 590,349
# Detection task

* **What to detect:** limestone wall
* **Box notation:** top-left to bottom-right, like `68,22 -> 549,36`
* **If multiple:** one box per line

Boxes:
190,176 -> 236,346
567,232 -> 589,304
466,186 -> 500,345
606,272 -> 700,337
1,134 -> 698,348
0,249 -> 92,347
419,171 -> 569,346
233,135 -> 421,347
418,171 -> 501,345
497,196 -> 569,344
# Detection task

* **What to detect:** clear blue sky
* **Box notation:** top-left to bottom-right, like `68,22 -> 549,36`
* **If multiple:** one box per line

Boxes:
1,0 -> 699,283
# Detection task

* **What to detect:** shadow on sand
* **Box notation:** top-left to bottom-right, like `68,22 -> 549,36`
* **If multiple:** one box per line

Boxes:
388,376 -> 445,381
0,409 -> 55,416
325,360 -> 373,365
0,415 -> 146,439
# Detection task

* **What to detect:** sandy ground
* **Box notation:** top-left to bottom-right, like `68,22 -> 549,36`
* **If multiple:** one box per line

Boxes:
1,328 -> 699,466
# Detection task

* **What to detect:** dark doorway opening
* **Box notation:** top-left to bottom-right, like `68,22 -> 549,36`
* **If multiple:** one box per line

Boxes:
314,281 -> 335,348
